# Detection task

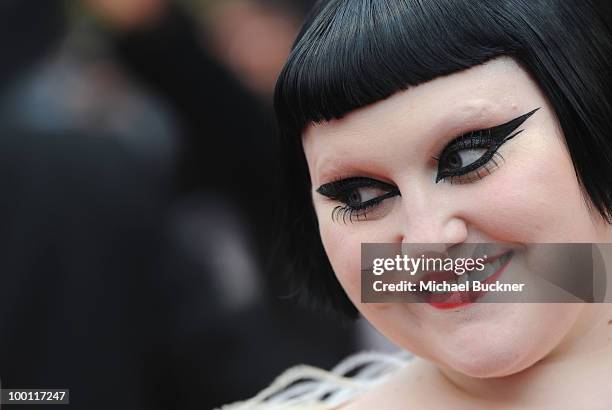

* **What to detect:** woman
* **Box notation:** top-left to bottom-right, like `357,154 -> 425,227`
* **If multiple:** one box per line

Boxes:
222,0 -> 612,408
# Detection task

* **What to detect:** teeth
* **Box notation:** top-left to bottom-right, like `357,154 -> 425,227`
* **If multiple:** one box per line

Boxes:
422,252 -> 513,296
466,252 -> 510,284
468,260 -> 498,282
430,285 -> 451,295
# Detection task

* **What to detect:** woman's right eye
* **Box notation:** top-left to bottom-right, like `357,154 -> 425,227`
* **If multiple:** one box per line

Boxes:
344,186 -> 391,207
316,177 -> 400,223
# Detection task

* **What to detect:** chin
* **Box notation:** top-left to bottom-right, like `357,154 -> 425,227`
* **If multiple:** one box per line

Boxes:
439,329 -> 535,378
428,304 -> 581,378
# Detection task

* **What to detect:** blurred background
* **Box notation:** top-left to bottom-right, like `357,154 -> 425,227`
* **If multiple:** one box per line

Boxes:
1,1 -> 610,409
0,1 -> 396,409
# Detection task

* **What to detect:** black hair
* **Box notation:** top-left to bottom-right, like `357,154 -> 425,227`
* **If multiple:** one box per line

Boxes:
273,0 -> 612,319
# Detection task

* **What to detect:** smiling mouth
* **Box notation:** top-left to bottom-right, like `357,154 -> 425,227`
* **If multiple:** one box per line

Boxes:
417,250 -> 514,309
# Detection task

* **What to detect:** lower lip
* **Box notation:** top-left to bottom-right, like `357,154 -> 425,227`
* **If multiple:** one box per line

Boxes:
426,252 -> 513,310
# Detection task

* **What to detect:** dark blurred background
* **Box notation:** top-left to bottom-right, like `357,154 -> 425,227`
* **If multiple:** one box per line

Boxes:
0,1 -> 399,409
0,1 -> 609,409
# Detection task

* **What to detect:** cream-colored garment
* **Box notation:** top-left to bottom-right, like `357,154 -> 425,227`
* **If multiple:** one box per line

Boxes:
217,351 -> 411,410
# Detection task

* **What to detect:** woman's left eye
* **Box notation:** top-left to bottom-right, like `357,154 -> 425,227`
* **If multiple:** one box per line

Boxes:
440,148 -> 488,172
436,144 -> 501,183
435,108 -> 539,184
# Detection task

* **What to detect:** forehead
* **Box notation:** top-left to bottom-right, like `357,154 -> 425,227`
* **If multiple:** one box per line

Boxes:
302,57 -> 549,182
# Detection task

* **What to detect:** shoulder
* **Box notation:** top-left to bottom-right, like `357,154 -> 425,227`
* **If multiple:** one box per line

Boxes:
216,351 -> 412,410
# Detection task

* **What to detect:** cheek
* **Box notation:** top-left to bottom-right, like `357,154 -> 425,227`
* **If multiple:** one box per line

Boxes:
318,220 -> 372,305
317,202 -> 404,307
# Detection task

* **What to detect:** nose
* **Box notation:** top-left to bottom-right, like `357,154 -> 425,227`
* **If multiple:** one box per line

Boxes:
393,188 -> 468,247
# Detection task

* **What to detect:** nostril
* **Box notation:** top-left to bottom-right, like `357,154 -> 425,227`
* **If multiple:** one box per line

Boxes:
396,217 -> 467,247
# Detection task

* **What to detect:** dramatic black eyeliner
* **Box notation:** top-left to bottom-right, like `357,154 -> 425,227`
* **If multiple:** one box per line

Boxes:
435,108 -> 540,183
316,177 -> 400,223
316,108 -> 539,223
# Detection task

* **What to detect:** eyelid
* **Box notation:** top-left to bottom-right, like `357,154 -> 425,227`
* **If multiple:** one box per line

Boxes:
436,107 -> 540,159
440,130 -> 496,155
435,129 -> 524,183
316,176 -> 398,199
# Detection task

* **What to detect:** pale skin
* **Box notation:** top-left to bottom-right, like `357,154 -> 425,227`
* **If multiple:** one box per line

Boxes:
302,57 -> 612,409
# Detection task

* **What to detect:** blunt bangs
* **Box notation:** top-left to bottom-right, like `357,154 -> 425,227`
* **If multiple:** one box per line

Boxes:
275,0 -> 515,136
275,0 -> 610,138
273,0 -> 612,319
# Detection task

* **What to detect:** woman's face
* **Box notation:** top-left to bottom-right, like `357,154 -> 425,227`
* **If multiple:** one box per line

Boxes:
302,57 -> 612,378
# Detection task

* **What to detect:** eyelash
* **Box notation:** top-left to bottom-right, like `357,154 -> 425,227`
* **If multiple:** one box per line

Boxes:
332,203 -> 378,224
317,129 -> 514,223
441,151 -> 505,185
317,177 -> 399,224
434,128 -> 524,184
317,109 -> 539,224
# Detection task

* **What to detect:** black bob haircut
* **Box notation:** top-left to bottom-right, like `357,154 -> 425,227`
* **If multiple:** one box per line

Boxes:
273,0 -> 612,319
